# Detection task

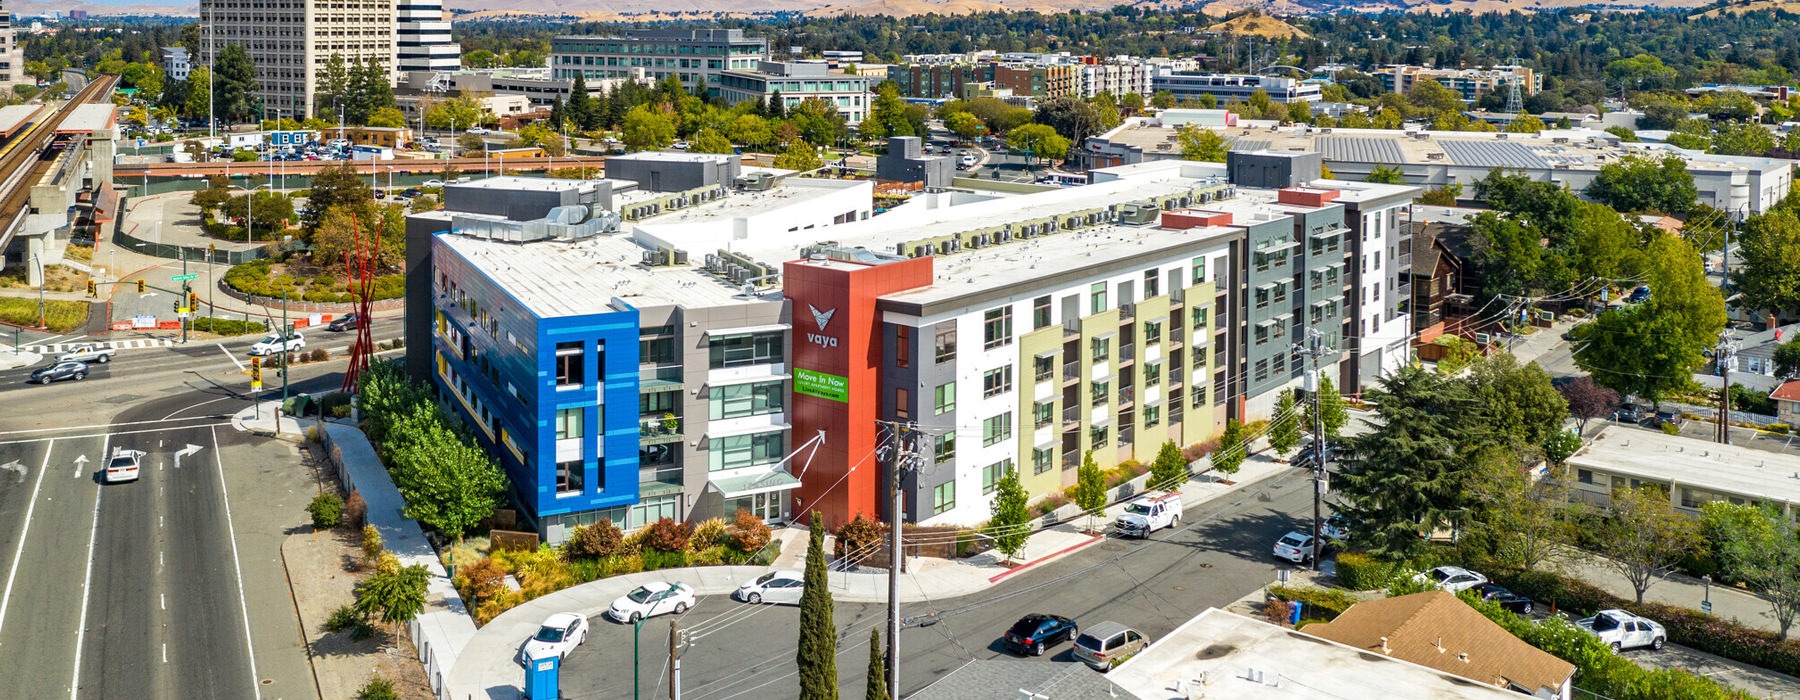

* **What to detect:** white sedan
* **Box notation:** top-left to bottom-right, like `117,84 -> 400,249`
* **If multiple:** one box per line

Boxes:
1414,565 -> 1489,592
734,570 -> 804,605
519,612 -> 589,662
605,581 -> 695,623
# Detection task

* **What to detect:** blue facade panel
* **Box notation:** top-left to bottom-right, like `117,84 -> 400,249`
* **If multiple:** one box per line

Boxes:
536,311 -> 641,519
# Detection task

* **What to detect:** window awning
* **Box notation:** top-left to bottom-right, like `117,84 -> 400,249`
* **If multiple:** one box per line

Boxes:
704,323 -> 790,339
1034,348 -> 1063,359
1255,240 -> 1299,255
704,420 -> 793,441
707,468 -> 802,498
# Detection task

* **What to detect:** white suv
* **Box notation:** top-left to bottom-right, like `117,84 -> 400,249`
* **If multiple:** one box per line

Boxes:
248,331 -> 305,357
1578,610 -> 1666,653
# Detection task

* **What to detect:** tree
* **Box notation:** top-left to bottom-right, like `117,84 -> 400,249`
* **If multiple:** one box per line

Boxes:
182,66 -> 213,121
1418,183 -> 1461,206
621,104 -> 677,152
1269,390 -> 1302,457
727,113 -> 772,151
1558,376 -> 1621,436
1287,101 -> 1313,124
1365,164 -> 1405,184
1407,79 -> 1462,115
212,44 -> 261,124
1710,121 -> 1776,156
424,94 -> 488,131
1474,472 -> 1573,573
1090,90 -> 1123,130
797,512 -> 838,700
1466,354 -> 1569,460
1073,450 -> 1107,533
864,628 -> 889,700
1034,96 -> 1102,148
1334,366 -> 1495,560
690,128 -> 735,154
1175,125 -> 1227,162
861,81 -> 913,141
302,162 -> 373,235
1704,502 -> 1800,640
1775,338 -> 1800,378
386,405 -> 507,540
1151,90 -> 1176,109
1006,123 -> 1069,165
353,553 -> 431,624
789,98 -> 848,147
988,465 -> 1030,562
1148,440 -> 1187,491
367,106 -> 406,129
1584,155 -> 1697,214
1121,92 -> 1146,115
1572,234 -> 1725,405
1303,376 -> 1349,438
1212,419 -> 1246,480
1606,54 -> 1680,92
1731,209 -> 1800,318
1592,486 -> 1703,604
774,140 -> 823,171
566,72 -> 596,130
944,111 -> 985,141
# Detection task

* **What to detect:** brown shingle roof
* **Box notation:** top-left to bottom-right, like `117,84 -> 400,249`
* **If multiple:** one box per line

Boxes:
1304,590 -> 1574,697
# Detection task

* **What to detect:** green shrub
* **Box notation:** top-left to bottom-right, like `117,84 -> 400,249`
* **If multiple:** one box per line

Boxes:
1768,423 -> 1792,435
691,517 -> 729,550
1267,584 -> 1358,621
306,492 -> 344,529
641,517 -> 692,552
355,675 -> 399,700
325,604 -> 373,640
640,549 -> 687,570
1333,552 -> 1395,591
0,297 -> 87,332
1661,421 -> 1682,435
190,317 -> 269,336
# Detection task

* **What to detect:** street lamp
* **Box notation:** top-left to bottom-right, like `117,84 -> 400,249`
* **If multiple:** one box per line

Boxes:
231,183 -> 269,245
28,253 -> 43,327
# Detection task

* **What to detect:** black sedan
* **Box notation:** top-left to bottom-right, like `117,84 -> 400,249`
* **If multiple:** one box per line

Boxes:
1003,614 -> 1079,656
1475,583 -> 1535,615
327,312 -> 361,331
30,360 -> 89,384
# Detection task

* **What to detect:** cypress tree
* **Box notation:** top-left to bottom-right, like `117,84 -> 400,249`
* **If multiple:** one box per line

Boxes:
798,511 -> 838,700
864,628 -> 888,700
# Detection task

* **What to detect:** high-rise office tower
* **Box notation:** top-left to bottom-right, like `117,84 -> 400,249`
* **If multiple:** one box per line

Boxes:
198,0 -> 397,119
397,0 -> 459,73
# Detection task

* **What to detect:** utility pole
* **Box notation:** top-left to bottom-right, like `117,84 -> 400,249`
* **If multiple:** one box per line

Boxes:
1293,327 -> 1332,569
668,619 -> 681,700
180,249 -> 189,344
876,419 -> 926,700
1717,332 -> 1739,445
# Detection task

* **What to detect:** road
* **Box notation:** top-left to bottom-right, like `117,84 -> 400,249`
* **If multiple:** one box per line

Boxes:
556,464 -> 1320,700
0,320 -> 401,698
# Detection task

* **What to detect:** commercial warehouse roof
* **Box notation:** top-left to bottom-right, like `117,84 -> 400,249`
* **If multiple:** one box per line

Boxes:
1566,426 -> 1800,508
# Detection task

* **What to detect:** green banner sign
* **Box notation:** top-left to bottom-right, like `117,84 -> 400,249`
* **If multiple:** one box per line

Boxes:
794,367 -> 849,403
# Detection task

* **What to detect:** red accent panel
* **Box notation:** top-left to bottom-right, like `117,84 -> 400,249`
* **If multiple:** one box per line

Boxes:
783,256 -> 933,530
1161,209 -> 1233,229
1277,187 -> 1340,207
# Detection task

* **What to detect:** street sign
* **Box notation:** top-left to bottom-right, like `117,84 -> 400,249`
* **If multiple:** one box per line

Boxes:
1702,600 -> 1713,614
252,380 -> 263,391
178,309 -> 191,316
171,274 -> 198,282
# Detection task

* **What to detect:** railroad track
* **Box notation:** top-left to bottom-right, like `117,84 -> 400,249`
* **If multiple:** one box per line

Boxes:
0,74 -> 120,247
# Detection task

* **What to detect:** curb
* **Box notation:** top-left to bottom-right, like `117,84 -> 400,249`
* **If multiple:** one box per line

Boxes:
278,537 -> 328,700
988,533 -> 1104,584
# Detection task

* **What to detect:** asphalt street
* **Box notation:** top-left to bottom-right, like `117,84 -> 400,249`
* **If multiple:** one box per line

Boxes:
556,465 -> 1320,700
0,319 -> 399,699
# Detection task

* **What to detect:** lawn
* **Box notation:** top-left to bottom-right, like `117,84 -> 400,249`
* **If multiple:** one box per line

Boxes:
0,297 -> 88,332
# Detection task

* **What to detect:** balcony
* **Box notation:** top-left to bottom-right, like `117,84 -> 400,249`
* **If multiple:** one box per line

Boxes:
1063,449 -> 1080,470
1062,405 -> 1081,430
639,366 -> 684,391
1063,360 -> 1081,386
1036,408 -> 1056,430
638,465 -> 684,498
1170,287 -> 1186,309
1119,302 -> 1136,321
1063,318 -> 1081,341
639,415 -> 684,445
1118,386 -> 1136,409
1119,343 -> 1136,366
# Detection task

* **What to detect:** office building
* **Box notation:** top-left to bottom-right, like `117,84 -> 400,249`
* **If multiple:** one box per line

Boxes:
0,10 -> 16,88
890,62 -> 1079,101
1374,65 -> 1541,103
1149,72 -> 1321,104
161,46 -> 192,82
717,61 -> 874,124
198,0 -> 396,118
396,0 -> 459,73
550,29 -> 767,98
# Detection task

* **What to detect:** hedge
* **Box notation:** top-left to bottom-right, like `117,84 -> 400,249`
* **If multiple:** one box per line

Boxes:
190,317 -> 268,336
1334,551 -> 1396,591
1495,569 -> 1800,678
1267,584 -> 1358,621
223,258 -> 403,302
0,297 -> 87,332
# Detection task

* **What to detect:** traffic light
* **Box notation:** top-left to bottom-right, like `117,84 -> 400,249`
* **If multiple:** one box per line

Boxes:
251,357 -> 262,384
136,279 -> 145,293
173,299 -> 181,313
85,279 -> 95,296
188,291 -> 198,309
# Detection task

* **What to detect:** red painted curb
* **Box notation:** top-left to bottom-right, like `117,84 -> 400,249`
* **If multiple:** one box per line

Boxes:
988,533 -> 1104,584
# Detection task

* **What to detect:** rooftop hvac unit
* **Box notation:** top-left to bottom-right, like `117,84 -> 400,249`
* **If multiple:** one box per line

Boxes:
910,244 -> 926,257
1118,203 -> 1159,225
1321,128 -> 1333,134
643,249 -> 668,266
1496,133 -> 1509,140
1199,192 -> 1212,203
673,249 -> 689,265
705,254 -> 722,272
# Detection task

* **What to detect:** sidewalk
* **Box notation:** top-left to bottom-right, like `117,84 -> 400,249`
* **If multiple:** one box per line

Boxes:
444,446 -> 1296,699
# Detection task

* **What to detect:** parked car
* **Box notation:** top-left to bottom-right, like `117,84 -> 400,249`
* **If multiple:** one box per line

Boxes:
1653,409 -> 1684,429
519,612 -> 589,662
671,141 -> 691,150
30,361 -> 88,384
1577,609 -> 1666,652
1415,566 -> 1489,592
1072,621 -> 1148,671
1290,439 -> 1343,470
733,570 -> 804,605
605,581 -> 695,623
1273,531 -> 1316,564
1614,403 -> 1647,424
422,179 -> 445,188
1627,285 -> 1652,303
401,188 -> 424,198
103,447 -> 141,483
960,154 -> 978,168
466,127 -> 490,135
1114,491 -> 1182,538
1320,513 -> 1350,542
56,343 -> 115,364
326,312 -> 360,332
248,331 -> 305,357
1473,583 -> 1535,615
1003,614 -> 1079,657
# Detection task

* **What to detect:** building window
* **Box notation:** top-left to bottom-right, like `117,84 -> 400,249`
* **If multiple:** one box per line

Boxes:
934,433 -> 956,463
709,332 -> 784,368
1145,405 -> 1161,428
1090,424 -> 1109,448
555,341 -> 584,388
710,381 -> 786,420
1144,321 -> 1163,345
895,326 -> 910,368
1191,257 -> 1206,284
639,336 -> 676,364
1192,307 -> 1207,330
1578,469 -> 1594,484
1033,295 -> 1052,329
934,382 -> 956,415
896,387 -> 911,419
1254,359 -> 1269,383
709,431 -> 785,471
1090,282 -> 1108,314
1034,401 -> 1055,428
1033,447 -> 1054,474
983,307 -> 1013,349
1092,337 -> 1111,361
983,459 -> 1012,494
1091,381 -> 1110,407
935,328 -> 957,363
983,366 -> 1014,398
982,413 -> 1013,446
1034,355 -> 1056,382
1146,362 -> 1162,387
933,482 -> 956,514
640,390 -> 679,415
555,460 -> 584,494
1144,269 -> 1160,298
554,407 -> 584,439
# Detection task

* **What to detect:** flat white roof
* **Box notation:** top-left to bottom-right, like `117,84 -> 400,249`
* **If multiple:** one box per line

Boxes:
434,228 -> 765,318
56,103 -> 116,134
0,104 -> 41,136
1567,426 -> 1800,507
1109,609 -> 1520,700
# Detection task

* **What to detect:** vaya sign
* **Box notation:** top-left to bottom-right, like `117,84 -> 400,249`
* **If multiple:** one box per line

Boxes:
805,304 -> 839,349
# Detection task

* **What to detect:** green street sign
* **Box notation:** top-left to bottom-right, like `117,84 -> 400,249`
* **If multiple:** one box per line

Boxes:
171,274 -> 198,282
794,367 -> 849,403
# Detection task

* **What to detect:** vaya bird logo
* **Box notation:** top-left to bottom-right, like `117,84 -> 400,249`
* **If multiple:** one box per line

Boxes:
806,305 -> 839,348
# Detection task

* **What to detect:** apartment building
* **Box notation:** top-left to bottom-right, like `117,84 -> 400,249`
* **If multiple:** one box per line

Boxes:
198,0 -> 396,118
889,62 -> 1078,101
1080,60 -> 1150,99
717,61 -> 874,124
161,46 -> 191,82
550,29 -> 768,98
1374,65 -> 1541,103
1150,72 -> 1322,104
396,0 -> 459,73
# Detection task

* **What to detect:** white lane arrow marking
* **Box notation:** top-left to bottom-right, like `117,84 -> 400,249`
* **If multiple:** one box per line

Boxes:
173,444 -> 203,470
72,454 -> 88,478
0,460 -> 22,482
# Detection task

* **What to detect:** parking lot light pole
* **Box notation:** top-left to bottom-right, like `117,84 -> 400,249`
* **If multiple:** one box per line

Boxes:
633,615 -> 647,700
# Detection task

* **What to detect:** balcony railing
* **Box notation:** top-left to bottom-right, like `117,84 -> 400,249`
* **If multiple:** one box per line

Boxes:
1119,302 -> 1136,320
1063,405 -> 1081,429
1063,449 -> 1080,470
1063,360 -> 1081,381
1119,343 -> 1135,364
639,415 -> 684,443
1118,386 -> 1135,408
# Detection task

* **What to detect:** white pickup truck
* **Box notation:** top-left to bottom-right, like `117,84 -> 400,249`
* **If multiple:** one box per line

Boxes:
56,343 -> 116,364
1114,491 -> 1183,538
